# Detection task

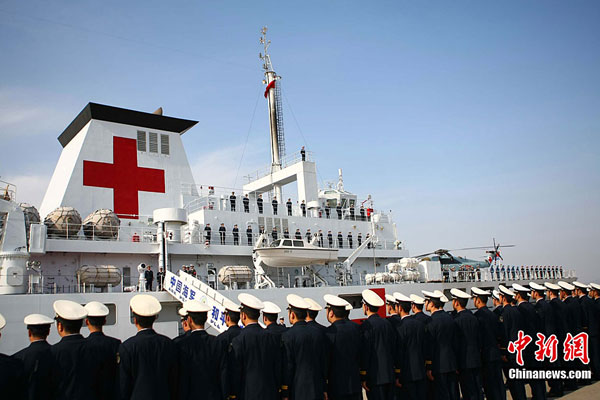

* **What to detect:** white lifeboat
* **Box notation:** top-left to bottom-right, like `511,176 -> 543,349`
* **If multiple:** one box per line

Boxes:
253,238 -> 338,267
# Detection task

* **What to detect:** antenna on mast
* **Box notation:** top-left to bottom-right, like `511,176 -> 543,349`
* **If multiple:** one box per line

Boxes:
259,26 -> 286,179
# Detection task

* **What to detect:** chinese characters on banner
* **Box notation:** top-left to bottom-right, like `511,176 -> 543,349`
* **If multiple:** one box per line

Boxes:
164,270 -> 227,332
508,330 -> 589,366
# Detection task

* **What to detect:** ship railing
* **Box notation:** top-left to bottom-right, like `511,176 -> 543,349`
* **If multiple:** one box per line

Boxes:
0,179 -> 17,201
243,151 -> 314,184
45,222 -> 158,243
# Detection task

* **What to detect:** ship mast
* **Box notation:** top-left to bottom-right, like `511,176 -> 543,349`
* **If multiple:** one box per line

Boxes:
260,27 -> 285,201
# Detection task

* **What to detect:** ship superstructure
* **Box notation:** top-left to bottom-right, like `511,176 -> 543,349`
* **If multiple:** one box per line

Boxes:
0,28 -> 575,354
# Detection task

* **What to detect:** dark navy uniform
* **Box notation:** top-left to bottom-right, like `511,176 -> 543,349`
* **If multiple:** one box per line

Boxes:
176,329 -> 223,400
493,305 -> 503,318
230,323 -> 281,400
473,307 -> 505,400
13,340 -> 56,400
217,324 -> 242,398
119,329 -> 178,400
426,310 -> 459,400
325,319 -> 363,400
499,304 -> 527,400
516,300 -> 546,400
308,319 -> 327,335
360,314 -> 397,400
395,315 -> 427,400
282,320 -> 328,400
564,296 -> 583,334
86,331 -> 121,400
51,334 -> 94,400
387,313 -> 403,331
579,294 -> 599,377
548,297 -> 568,394
0,352 -> 26,400
413,311 -> 431,326
266,322 -> 287,338
453,309 -> 483,400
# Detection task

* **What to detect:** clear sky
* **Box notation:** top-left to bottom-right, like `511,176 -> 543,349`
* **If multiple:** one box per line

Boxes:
1,1 -> 599,281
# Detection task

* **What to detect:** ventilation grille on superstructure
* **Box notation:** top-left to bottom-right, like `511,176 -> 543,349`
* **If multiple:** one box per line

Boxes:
160,134 -> 170,155
137,131 -> 146,151
149,132 -> 158,153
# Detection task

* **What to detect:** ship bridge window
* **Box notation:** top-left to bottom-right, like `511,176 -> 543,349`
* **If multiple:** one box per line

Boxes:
293,240 -> 304,247
270,240 -> 281,248
338,294 -> 362,309
282,240 -> 292,246
137,131 -> 147,151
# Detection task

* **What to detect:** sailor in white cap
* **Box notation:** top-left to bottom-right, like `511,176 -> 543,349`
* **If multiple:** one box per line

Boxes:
263,301 -> 287,338
409,294 -> 431,326
216,298 -> 242,347
544,281 -> 570,394
119,294 -> 178,400
304,297 -> 327,334
175,300 -> 224,400
491,290 -> 503,318
229,293 -> 281,400
13,313 -> 56,400
449,288 -> 483,400
421,290 -> 459,400
51,299 -> 95,400
0,313 -> 26,399
359,289 -> 398,400
84,301 -> 122,400
386,294 -> 402,329
323,294 -> 362,400
590,283 -> 600,381
573,282 -> 599,379
558,281 -> 583,335
470,287 -> 505,400
174,307 -> 191,343
394,292 -> 427,400
280,294 -> 327,400
496,286 -> 527,400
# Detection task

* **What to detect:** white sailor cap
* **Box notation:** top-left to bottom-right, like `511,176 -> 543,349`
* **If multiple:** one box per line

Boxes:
238,293 -> 265,311
394,292 -> 412,303
0,313 -> 5,331
492,290 -> 500,300
183,300 -> 211,313
24,314 -> 54,326
345,303 -> 353,311
422,290 -> 448,302
589,283 -> 600,291
544,282 -> 561,291
286,294 -> 310,310
529,282 -> 546,291
558,281 -> 575,291
304,297 -> 322,312
410,294 -> 425,305
440,293 -> 449,303
223,299 -> 241,313
470,287 -> 491,297
498,285 -> 516,297
385,294 -> 397,304
362,289 -> 385,307
178,308 -> 188,317
54,300 -> 88,320
324,294 -> 350,308
573,281 -> 589,290
263,301 -> 282,314
512,283 -> 530,293
450,288 -> 471,300
129,294 -> 161,317
84,301 -> 109,317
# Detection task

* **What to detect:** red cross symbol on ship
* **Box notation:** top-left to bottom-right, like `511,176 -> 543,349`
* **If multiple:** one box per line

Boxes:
83,136 -> 165,219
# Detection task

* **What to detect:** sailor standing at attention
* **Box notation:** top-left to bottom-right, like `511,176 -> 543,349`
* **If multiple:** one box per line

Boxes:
323,294 -> 363,400
305,297 -> 328,334
0,313 -> 26,400
394,292 -> 427,400
173,307 -> 191,343
449,288 -> 483,400
119,294 -> 178,400
360,289 -> 398,400
216,299 -> 242,399
497,285 -> 527,400
410,294 -> 431,326
470,287 -> 505,400
491,290 -> 503,318
386,294 -> 401,330
230,293 -> 281,400
573,281 -> 599,380
84,301 -> 121,400
13,314 -> 54,400
422,290 -> 459,400
51,300 -> 93,400
263,301 -> 287,340
544,282 -> 567,397
281,294 -> 328,400
176,301 -> 223,400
